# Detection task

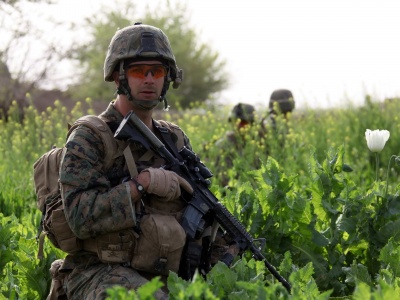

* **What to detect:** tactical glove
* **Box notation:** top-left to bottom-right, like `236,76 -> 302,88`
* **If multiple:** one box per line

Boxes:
142,168 -> 193,201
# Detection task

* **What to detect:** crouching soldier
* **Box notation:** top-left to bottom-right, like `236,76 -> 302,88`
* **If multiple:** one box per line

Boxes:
46,23 -> 235,300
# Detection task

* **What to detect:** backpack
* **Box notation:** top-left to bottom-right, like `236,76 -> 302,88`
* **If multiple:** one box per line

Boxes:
33,115 -> 117,259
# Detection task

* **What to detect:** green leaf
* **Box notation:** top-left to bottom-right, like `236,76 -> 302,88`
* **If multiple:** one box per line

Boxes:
342,261 -> 372,286
352,282 -> 371,300
136,277 -> 164,299
167,272 -> 190,297
342,164 -> 354,172
289,262 -> 329,298
379,239 -> 400,277
207,262 -> 237,293
310,226 -> 330,247
376,219 -> 400,244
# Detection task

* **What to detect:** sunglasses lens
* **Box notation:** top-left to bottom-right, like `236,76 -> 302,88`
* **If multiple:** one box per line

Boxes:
152,66 -> 167,79
126,65 -> 167,79
127,66 -> 145,78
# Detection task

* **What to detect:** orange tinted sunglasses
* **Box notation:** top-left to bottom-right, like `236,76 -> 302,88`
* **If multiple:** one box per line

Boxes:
126,64 -> 167,79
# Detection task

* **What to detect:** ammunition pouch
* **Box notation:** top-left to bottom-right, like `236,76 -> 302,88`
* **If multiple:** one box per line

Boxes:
131,213 -> 186,276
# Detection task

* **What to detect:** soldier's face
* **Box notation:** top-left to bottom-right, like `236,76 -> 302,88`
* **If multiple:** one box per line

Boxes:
125,60 -> 166,101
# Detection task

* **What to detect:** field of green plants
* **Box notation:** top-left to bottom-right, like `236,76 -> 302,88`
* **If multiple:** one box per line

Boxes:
1,96 -> 400,299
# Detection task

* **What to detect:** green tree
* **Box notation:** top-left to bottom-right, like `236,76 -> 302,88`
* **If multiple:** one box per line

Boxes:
70,1 -> 228,109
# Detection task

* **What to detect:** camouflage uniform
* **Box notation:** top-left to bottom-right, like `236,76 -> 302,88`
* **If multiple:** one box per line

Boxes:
58,102 -> 191,299
213,103 -> 257,186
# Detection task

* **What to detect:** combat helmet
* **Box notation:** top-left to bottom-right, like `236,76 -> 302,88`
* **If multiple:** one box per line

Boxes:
104,23 -> 183,110
269,89 -> 295,115
228,103 -> 255,124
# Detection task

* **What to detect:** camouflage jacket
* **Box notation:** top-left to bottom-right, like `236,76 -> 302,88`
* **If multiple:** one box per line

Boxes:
59,101 -> 191,269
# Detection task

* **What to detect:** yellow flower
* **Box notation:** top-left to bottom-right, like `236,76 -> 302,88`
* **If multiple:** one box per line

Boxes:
365,129 -> 390,152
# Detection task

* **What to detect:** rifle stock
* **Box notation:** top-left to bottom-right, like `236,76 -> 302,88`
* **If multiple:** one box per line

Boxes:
114,111 -> 291,293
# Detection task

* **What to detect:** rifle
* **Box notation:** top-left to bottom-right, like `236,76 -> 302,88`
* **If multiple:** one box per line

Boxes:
114,111 -> 291,293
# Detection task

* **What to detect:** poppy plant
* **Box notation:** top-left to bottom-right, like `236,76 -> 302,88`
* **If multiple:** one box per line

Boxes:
365,129 -> 390,153
365,129 -> 390,182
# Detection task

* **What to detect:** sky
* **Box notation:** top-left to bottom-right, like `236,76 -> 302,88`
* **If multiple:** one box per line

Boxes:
7,0 -> 400,110
184,0 -> 400,110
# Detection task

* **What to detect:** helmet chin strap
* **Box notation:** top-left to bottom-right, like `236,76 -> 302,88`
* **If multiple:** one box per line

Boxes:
160,83 -> 170,111
117,61 -> 170,111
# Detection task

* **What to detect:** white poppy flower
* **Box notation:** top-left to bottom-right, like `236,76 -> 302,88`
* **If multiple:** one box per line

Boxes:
365,129 -> 390,152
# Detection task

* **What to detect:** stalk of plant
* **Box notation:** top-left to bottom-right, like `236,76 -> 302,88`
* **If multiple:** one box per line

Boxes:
385,155 -> 400,197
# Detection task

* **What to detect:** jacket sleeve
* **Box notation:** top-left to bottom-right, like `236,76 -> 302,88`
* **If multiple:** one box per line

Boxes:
59,125 -> 135,240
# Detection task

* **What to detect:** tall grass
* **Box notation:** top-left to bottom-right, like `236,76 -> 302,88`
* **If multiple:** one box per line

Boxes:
164,96 -> 400,192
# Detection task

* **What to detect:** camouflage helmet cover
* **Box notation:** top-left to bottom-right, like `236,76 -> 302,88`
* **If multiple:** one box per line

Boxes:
104,23 -> 182,88
228,102 -> 256,123
269,89 -> 295,114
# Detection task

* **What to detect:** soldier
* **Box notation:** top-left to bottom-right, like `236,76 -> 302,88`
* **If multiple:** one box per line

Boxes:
228,102 -> 256,128
49,23 -> 230,300
265,89 -> 295,129
213,103 -> 257,186
260,89 -> 295,156
217,102 -> 256,147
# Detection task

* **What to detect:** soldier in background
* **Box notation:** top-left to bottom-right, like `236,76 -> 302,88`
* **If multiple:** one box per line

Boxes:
263,89 -> 295,130
260,89 -> 295,156
213,103 -> 257,186
223,102 -> 256,143
215,103 -> 255,150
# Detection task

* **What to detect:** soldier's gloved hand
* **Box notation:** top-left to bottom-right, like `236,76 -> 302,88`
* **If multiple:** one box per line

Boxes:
142,167 -> 193,201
